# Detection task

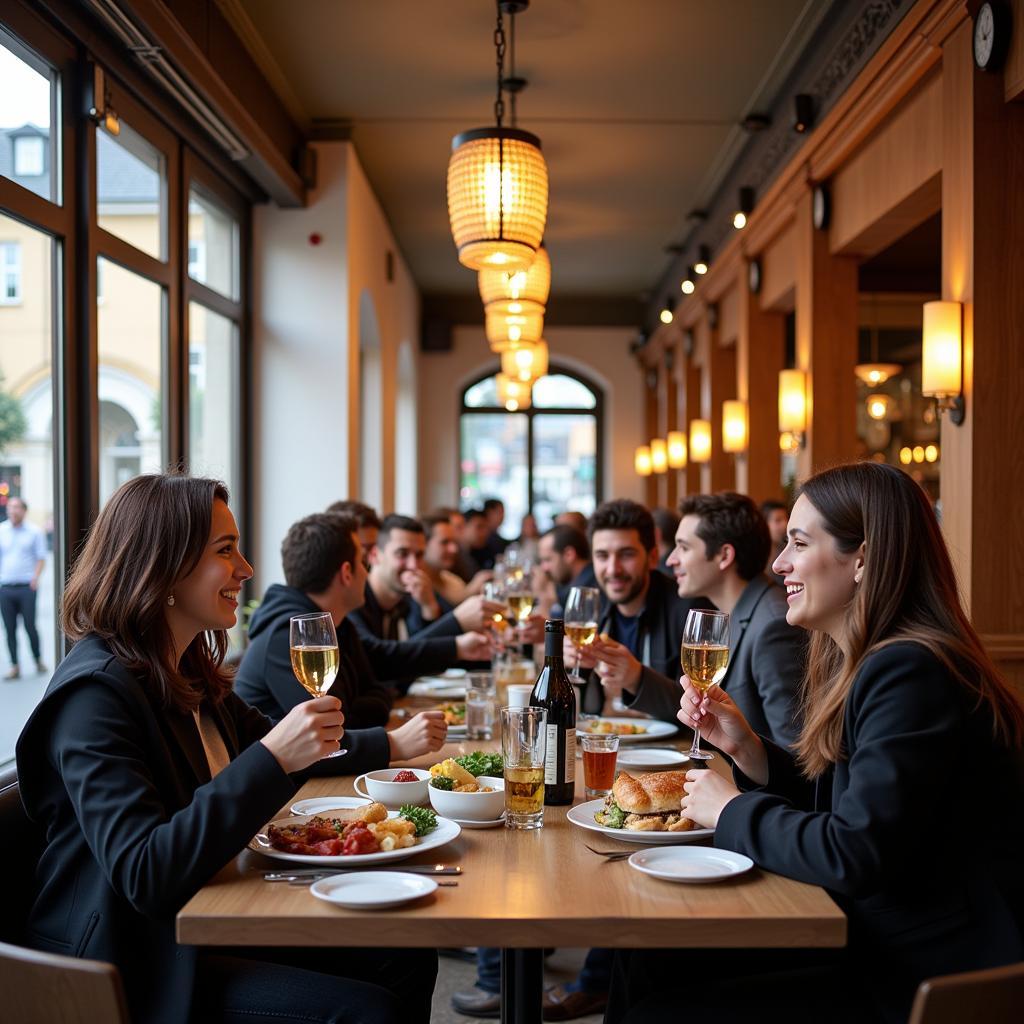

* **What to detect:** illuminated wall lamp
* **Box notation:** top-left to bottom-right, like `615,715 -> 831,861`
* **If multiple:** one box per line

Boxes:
778,369 -> 807,449
650,438 -> 668,474
667,430 -> 688,468
635,445 -> 653,477
689,419 -> 712,464
722,400 -> 748,454
921,300 -> 965,425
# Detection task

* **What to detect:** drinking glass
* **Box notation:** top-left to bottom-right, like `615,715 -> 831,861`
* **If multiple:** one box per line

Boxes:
580,732 -> 619,799
466,686 -> 496,741
506,578 -> 535,657
501,706 -> 547,830
564,586 -> 600,683
289,611 -> 347,758
679,608 -> 730,762
484,580 -> 512,655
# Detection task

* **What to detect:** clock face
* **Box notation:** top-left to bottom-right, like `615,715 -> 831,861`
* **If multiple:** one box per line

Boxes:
974,4 -> 995,69
812,186 -> 829,231
748,259 -> 761,295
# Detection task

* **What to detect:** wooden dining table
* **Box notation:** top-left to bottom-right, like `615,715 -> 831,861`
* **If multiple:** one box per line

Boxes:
177,721 -> 846,1024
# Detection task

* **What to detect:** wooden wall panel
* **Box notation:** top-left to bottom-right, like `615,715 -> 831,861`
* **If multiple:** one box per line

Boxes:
1006,0 -> 1024,102
718,286 -> 740,347
760,224 -> 797,312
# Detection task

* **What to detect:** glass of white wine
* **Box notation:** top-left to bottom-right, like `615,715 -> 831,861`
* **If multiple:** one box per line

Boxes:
680,608 -> 730,762
564,586 -> 600,684
289,611 -> 346,758
506,580 -> 535,657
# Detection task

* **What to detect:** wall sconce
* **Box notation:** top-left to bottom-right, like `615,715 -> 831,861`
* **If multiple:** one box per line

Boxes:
778,368 -> 807,448
780,431 -> 799,454
722,400 -> 748,453
733,187 -> 754,230
921,300 -> 965,425
690,419 -> 712,463
667,430 -> 688,468
650,438 -> 668,474
635,445 -> 653,477
694,245 -> 710,276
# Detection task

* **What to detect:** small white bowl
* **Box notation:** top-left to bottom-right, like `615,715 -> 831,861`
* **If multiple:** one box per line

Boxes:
428,775 -> 505,821
353,768 -> 431,808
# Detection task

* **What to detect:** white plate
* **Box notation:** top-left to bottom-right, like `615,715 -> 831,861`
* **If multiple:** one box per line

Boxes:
450,814 -> 505,830
310,871 -> 439,909
407,678 -> 467,699
566,798 -> 714,845
628,846 -> 753,883
616,749 -> 690,772
576,718 -> 678,744
290,795 -> 371,816
251,812 -> 461,866
446,724 -> 467,737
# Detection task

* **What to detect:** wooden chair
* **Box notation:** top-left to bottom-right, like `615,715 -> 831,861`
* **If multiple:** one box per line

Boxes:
0,767 -> 130,1022
908,962 -> 1024,1024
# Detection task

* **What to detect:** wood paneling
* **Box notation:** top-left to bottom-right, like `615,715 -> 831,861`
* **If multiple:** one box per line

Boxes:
701,328 -> 736,493
761,224 -> 797,312
830,73 -> 944,258
1006,0 -> 1024,102
643,368 -> 658,506
675,356 -> 702,498
718,286 -> 740,347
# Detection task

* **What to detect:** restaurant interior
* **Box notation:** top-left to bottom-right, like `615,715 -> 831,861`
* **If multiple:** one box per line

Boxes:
1,0 -> 1023,1021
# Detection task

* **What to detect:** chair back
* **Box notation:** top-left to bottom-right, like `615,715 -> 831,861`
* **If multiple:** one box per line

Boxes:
0,941 -> 130,1024
908,962 -> 1024,1024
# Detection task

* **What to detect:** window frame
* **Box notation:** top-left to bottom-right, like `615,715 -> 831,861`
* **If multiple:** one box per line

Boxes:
0,241 -> 22,303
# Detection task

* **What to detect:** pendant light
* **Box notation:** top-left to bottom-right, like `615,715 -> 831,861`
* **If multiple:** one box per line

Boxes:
486,301 -> 545,350
447,2 -> 548,272
480,244 -> 550,351
500,339 -> 549,382
496,373 -> 532,411
855,298 -> 901,386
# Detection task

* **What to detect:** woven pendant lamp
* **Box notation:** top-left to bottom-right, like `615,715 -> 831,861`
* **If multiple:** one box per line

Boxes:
485,300 -> 544,351
479,244 -> 551,306
500,339 -> 549,383
496,373 -> 532,411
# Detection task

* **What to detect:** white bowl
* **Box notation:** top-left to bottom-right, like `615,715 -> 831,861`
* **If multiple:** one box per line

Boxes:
428,775 -> 505,821
353,768 -> 431,808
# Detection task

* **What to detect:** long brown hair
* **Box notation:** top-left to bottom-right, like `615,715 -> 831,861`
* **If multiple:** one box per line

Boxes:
794,462 -> 1024,777
62,474 -> 234,712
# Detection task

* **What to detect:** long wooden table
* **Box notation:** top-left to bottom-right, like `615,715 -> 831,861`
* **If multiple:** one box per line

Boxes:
178,731 -> 845,1023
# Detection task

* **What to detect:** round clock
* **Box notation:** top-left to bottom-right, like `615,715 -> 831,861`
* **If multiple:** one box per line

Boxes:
748,258 -> 762,295
974,2 -> 1010,72
812,184 -> 830,231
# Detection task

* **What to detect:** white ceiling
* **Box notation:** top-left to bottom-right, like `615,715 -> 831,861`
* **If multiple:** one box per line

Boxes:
232,0 -> 824,297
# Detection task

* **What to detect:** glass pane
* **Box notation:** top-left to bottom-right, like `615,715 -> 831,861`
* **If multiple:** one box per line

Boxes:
188,302 -> 238,497
464,376 -> 499,408
460,413 -> 528,536
188,186 -> 240,301
0,31 -> 56,202
96,122 -> 166,260
0,213 -> 58,763
532,414 -> 598,527
532,374 -> 596,409
97,257 -> 164,505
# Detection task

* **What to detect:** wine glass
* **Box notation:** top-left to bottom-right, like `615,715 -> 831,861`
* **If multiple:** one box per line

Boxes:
289,611 -> 347,758
484,580 -> 512,653
506,577 -> 535,657
564,586 -> 600,684
679,608 -> 730,762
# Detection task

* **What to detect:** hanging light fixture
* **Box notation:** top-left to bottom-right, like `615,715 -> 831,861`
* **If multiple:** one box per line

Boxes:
447,2 -> 548,272
496,373 -> 532,411
479,244 -> 551,307
486,301 -> 545,350
733,187 -> 754,230
680,266 -> 696,296
500,339 -> 549,382
694,245 -> 710,276
865,393 -> 893,421
855,297 -> 901,386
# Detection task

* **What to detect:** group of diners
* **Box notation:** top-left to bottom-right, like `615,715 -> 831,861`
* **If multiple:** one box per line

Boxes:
12,463 -> 1024,1024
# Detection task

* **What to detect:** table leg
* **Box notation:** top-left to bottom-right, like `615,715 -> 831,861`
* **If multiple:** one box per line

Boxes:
500,947 -> 544,1024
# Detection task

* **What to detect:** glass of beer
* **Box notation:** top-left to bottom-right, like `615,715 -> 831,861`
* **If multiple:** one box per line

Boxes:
679,608 -> 730,762
501,706 -> 547,829
564,586 -> 600,683
289,611 -> 347,758
580,732 -> 619,799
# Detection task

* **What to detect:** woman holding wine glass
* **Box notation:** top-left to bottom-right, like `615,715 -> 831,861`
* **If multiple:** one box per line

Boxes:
607,463 -> 1024,1024
15,474 -> 437,1024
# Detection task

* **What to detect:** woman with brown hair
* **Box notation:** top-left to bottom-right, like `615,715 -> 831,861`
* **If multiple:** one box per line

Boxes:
16,474 -> 436,1024
607,461 -> 1024,1023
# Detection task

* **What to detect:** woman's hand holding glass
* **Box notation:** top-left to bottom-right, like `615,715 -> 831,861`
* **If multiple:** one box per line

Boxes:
261,696 -> 345,773
289,611 -> 347,758
680,768 -> 741,830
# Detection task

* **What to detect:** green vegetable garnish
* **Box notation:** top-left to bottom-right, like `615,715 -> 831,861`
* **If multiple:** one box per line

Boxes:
454,751 -> 504,777
603,802 -> 626,829
399,805 -> 438,836
429,775 -> 456,791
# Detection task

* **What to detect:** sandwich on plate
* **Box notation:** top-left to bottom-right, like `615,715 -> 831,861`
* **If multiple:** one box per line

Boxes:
594,770 -> 696,832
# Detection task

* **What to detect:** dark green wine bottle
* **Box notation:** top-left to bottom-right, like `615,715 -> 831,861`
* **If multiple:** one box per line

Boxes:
529,619 -> 577,805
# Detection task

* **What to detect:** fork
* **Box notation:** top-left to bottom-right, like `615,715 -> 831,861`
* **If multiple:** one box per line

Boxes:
583,843 -> 634,861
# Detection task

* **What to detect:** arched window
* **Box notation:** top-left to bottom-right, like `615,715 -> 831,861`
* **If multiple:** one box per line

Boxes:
460,365 -> 603,537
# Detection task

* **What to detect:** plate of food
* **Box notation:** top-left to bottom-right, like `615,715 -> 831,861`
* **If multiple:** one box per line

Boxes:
251,802 -> 461,866
566,771 -> 714,845
576,717 -> 677,743
438,702 -> 467,736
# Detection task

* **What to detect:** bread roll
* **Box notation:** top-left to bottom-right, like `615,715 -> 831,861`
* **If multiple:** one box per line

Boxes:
611,770 -> 687,814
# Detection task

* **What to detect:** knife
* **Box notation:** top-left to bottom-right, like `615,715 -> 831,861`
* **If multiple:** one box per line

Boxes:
264,865 -> 461,880
287,878 -> 459,887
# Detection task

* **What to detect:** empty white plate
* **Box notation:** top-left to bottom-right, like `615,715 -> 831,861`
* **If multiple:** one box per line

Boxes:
451,814 -> 505,830
310,871 -> 439,909
616,748 -> 690,772
290,795 -> 371,816
628,846 -> 754,883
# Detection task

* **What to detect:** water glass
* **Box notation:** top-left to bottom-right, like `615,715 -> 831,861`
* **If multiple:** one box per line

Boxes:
580,733 -> 619,799
506,683 -> 534,709
501,706 -> 547,830
465,686 -> 496,741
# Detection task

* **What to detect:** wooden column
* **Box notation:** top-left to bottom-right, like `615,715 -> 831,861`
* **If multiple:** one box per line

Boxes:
676,349 -> 701,499
736,272 -> 786,501
699,313 -> 736,492
642,365 -> 658,507
664,345 -> 679,510
656,357 -> 671,507
794,189 -> 860,479
941,22 -> 1024,688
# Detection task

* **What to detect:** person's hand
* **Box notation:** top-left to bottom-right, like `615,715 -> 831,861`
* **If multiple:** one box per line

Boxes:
680,769 -> 741,829
388,710 -> 448,761
564,635 -> 599,670
454,594 -> 506,632
29,578 -> 39,591
260,695 -> 345,773
455,630 -> 492,661
590,635 -> 642,696
402,569 -> 441,620
465,570 -> 494,597
677,677 -> 767,781
518,613 -> 545,645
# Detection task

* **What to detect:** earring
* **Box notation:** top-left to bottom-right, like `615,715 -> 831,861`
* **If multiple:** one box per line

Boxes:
854,572 -> 863,585
167,594 -> 175,606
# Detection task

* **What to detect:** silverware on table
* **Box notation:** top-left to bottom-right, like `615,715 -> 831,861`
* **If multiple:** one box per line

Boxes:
285,877 -> 459,887
264,864 -> 461,881
583,843 -> 636,861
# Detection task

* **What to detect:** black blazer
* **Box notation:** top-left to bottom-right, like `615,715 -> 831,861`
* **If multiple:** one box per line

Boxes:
16,636 -> 302,1024
628,575 -> 805,746
716,641 -> 1024,1022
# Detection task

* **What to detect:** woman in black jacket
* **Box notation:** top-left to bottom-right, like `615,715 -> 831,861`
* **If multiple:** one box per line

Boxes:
607,462 -> 1024,1024
16,474 -> 436,1024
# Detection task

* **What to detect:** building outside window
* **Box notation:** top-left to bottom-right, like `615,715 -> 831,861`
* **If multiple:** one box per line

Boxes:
0,241 -> 21,303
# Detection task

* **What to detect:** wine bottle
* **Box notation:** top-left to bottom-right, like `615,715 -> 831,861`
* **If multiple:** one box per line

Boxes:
529,619 -> 577,805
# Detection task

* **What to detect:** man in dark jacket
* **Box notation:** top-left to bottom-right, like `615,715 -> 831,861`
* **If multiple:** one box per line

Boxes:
538,524 -> 597,614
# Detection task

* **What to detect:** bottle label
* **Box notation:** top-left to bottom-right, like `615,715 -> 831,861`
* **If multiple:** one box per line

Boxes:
544,725 -> 575,785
